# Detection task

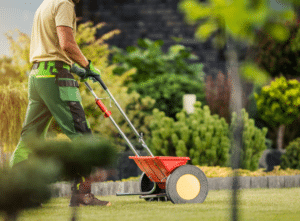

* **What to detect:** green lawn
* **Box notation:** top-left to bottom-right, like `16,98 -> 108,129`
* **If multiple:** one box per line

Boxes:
2,188 -> 300,221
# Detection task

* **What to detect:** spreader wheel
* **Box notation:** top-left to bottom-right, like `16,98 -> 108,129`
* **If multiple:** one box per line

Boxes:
166,165 -> 208,204
139,173 -> 167,201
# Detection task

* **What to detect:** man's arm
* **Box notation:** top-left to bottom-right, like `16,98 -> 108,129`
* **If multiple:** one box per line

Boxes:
57,26 -> 89,68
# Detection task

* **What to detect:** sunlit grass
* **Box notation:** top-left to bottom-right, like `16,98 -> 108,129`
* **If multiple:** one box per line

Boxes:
1,188 -> 299,221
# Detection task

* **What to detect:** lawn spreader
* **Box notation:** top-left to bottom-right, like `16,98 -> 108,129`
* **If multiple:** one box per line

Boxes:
71,65 -> 209,204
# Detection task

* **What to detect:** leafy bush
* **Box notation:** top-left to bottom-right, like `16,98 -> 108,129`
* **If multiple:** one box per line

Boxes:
280,138 -> 300,170
111,38 -> 206,119
255,76 -> 300,127
111,38 -> 203,83
149,103 -> 268,170
149,102 -> 231,166
230,109 -> 268,171
132,73 -> 206,118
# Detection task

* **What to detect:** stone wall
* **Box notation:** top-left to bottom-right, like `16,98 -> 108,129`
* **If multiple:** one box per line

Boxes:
51,175 -> 300,197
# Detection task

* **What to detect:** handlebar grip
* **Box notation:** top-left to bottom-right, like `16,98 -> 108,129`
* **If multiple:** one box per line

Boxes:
93,75 -> 107,90
70,64 -> 86,76
70,64 -> 108,90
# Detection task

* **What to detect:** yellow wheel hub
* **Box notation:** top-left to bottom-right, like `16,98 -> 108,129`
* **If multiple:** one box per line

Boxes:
176,174 -> 201,200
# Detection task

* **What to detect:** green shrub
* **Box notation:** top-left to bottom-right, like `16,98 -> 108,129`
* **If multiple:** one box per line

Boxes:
255,76 -> 300,149
255,76 -> 300,128
132,73 -> 206,119
281,138 -> 300,170
149,102 -> 231,166
111,38 -> 203,83
230,109 -> 268,171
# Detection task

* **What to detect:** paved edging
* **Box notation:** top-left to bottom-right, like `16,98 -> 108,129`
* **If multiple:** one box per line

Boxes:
50,175 -> 300,198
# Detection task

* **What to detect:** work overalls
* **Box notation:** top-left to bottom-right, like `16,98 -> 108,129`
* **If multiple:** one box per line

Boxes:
10,60 -> 91,167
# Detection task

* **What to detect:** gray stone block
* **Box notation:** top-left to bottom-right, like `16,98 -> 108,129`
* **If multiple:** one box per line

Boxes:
117,182 -> 125,194
50,182 -> 71,197
218,177 -> 233,190
92,182 -> 108,196
239,176 -> 251,189
111,182 -> 119,195
124,182 -> 129,193
296,175 -> 300,187
251,176 -> 268,189
267,176 -> 285,189
207,178 -> 218,190
284,175 -> 300,188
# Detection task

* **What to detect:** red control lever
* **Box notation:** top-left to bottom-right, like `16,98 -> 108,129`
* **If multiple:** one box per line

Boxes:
96,99 -> 112,118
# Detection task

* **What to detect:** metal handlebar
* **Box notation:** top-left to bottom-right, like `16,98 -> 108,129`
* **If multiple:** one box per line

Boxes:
71,65 -> 154,157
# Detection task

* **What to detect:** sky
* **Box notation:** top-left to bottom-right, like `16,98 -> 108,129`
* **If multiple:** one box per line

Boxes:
0,0 -> 291,58
0,0 -> 40,57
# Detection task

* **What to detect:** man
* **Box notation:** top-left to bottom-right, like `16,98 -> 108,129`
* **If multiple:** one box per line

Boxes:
9,0 -> 111,206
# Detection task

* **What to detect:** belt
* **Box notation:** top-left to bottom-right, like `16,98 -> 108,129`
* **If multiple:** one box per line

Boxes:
32,61 -> 70,70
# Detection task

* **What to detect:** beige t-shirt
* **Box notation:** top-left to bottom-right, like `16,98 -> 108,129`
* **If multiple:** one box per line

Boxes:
30,0 -> 76,66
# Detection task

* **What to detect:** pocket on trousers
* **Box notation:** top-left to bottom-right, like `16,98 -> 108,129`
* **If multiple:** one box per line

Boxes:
58,79 -> 82,102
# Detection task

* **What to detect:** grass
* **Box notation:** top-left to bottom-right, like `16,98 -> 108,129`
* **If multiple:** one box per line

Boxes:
1,188 -> 300,221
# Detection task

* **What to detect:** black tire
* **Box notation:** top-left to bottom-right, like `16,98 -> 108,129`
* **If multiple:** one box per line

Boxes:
166,165 -> 208,204
139,173 -> 168,202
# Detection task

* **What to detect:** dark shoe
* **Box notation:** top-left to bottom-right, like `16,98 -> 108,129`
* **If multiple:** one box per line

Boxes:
69,193 -> 111,207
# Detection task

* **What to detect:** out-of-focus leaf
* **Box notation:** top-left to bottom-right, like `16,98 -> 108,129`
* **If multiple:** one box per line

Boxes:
265,23 -> 290,41
240,62 -> 270,86
195,19 -> 218,41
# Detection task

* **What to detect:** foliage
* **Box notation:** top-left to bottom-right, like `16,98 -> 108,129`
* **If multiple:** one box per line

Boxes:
111,38 -> 206,119
255,76 -> 300,128
205,72 -> 231,123
0,158 -> 61,220
76,22 -> 120,69
230,109 -> 268,171
132,73 -> 206,119
149,102 -> 268,169
179,0 -> 298,85
251,19 -> 300,78
280,137 -> 300,170
31,135 -> 118,179
111,38 -> 203,83
179,0 -> 296,44
0,30 -> 31,85
0,82 -> 28,153
149,102 -> 231,166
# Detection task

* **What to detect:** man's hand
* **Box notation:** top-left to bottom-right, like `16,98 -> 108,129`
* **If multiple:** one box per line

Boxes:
71,61 -> 101,82
84,60 -> 101,78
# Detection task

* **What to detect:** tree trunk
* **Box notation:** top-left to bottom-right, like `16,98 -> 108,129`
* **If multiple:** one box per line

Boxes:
228,42 -> 243,221
277,124 -> 285,150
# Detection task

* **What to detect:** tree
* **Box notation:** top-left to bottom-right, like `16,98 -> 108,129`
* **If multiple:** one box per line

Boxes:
255,76 -> 300,150
179,1 -> 299,219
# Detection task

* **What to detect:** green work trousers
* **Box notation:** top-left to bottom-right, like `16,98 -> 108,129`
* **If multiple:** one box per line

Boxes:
10,61 -> 91,167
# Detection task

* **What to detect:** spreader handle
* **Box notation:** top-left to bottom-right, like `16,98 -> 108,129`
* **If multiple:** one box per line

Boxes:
93,75 -> 107,90
72,65 -> 154,157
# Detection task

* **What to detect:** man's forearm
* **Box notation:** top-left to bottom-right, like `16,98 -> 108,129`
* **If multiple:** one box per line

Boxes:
63,42 -> 89,68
